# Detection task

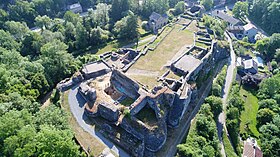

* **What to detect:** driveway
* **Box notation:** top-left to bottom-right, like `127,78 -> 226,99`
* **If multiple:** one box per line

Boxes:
68,85 -> 130,157
217,32 -> 237,157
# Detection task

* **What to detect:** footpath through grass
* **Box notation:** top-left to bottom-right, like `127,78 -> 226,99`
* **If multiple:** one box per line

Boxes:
239,86 -> 260,138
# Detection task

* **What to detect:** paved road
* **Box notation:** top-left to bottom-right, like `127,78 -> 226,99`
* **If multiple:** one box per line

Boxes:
68,85 -> 130,157
217,32 -> 237,157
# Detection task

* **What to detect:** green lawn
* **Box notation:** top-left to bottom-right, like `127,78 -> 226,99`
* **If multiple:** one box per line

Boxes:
149,26 -> 173,49
223,130 -> 238,157
239,87 -> 260,138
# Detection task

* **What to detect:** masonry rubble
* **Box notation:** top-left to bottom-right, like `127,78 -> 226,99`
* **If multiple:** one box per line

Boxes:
57,32 -> 224,156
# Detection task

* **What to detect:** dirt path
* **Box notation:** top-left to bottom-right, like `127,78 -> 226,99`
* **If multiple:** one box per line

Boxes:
126,69 -> 159,77
122,35 -> 156,49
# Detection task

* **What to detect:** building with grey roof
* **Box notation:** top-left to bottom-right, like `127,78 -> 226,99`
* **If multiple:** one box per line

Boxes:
68,3 -> 83,13
148,12 -> 168,33
212,10 -> 242,26
81,61 -> 111,79
227,25 -> 244,39
171,55 -> 202,76
242,59 -> 258,74
243,23 -> 258,42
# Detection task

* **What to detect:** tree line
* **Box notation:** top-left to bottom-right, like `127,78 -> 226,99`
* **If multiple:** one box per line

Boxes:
177,65 -> 226,156
256,74 -> 280,156
249,0 -> 280,35
0,0 -> 186,156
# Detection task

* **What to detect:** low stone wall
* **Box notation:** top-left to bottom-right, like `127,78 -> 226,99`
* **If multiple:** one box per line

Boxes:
122,53 -> 142,72
148,24 -> 175,51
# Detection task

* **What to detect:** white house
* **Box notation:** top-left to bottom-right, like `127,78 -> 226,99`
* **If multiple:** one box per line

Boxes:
68,3 -> 83,14
148,12 -> 168,33
243,23 -> 258,41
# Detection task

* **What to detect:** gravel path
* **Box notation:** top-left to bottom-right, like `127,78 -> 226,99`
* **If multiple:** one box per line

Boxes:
126,69 -> 159,77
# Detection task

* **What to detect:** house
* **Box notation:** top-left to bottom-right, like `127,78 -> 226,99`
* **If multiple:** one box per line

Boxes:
214,0 -> 226,8
68,3 -> 83,14
212,10 -> 242,26
242,138 -> 263,157
242,59 -> 258,74
243,23 -> 258,42
227,25 -> 244,39
148,12 -> 168,33
237,55 -> 258,75
253,56 -> 264,68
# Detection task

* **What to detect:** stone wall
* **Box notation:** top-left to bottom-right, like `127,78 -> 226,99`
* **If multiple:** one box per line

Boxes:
98,103 -> 119,122
111,70 -> 140,100
130,95 -> 148,116
167,89 -> 192,128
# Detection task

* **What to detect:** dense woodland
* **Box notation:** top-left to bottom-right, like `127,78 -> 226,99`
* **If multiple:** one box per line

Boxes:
256,74 -> 280,156
249,0 -> 280,35
0,0 -> 182,156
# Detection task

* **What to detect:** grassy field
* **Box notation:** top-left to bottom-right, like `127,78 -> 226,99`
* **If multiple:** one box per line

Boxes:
188,20 -> 199,32
131,25 -> 193,71
81,40 -> 129,56
239,87 -> 260,138
223,130 -> 238,157
149,26 -> 173,49
130,75 -> 159,89
79,31 -> 153,56
61,92 -> 107,156
129,24 -> 193,87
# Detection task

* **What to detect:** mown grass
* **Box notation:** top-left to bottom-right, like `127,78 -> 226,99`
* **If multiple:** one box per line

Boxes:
239,87 -> 260,138
131,25 -> 193,71
149,26 -> 173,49
129,24 -> 193,87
